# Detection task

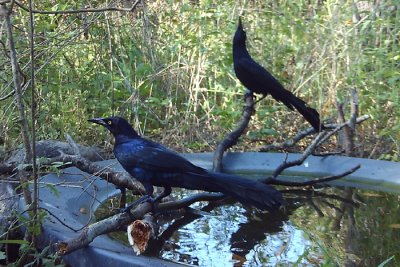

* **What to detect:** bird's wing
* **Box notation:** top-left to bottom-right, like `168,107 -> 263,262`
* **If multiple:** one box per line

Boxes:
117,143 -> 207,174
235,56 -> 266,76
235,56 -> 298,110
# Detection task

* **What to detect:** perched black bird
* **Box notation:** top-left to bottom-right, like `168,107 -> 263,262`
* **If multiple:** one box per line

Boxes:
233,17 -> 323,131
89,116 -> 283,211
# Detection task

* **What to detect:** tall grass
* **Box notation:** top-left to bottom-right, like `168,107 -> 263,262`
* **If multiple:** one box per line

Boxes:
0,0 -> 398,158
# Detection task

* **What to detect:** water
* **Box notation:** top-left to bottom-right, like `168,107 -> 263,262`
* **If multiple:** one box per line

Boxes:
99,182 -> 400,266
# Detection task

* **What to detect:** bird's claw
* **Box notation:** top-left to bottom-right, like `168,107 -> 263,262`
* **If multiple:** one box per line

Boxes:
120,195 -> 151,214
120,195 -> 164,217
243,90 -> 254,100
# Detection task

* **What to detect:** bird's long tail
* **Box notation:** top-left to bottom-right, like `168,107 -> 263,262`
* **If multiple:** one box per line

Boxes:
278,91 -> 322,131
182,171 -> 283,211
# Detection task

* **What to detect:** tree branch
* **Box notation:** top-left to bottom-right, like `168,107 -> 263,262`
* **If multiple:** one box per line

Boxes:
260,114 -> 369,152
27,0 -> 40,248
51,151 -> 144,194
56,192 -> 224,255
56,201 -> 152,255
268,131 -> 329,179
213,90 -> 255,172
266,164 -> 361,186
0,5 -> 32,162
14,0 -> 141,15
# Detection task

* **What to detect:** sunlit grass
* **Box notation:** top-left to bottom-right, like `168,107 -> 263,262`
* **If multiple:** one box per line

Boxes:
0,0 -> 398,159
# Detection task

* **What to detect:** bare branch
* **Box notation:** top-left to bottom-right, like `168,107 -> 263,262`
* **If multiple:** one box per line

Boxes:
27,0 -> 40,247
260,114 -> 369,152
57,192 -> 224,255
266,164 -> 361,186
336,89 -> 359,157
259,127 -> 316,151
51,151 -> 144,194
14,0 -> 141,15
213,90 -> 255,172
0,5 -> 32,162
65,134 -> 81,156
349,90 -> 358,128
57,201 -> 152,255
313,150 -> 345,156
267,131 -> 329,179
1,5 -> 33,244
158,192 -> 225,210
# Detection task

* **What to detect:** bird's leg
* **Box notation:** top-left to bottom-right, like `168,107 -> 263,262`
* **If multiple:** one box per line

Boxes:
253,94 -> 267,105
120,195 -> 151,214
153,186 -> 172,203
149,187 -> 172,213
120,183 -> 154,214
117,186 -> 127,209
243,90 -> 254,101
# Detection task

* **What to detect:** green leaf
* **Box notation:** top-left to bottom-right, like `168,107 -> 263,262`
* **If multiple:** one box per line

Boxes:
45,183 -> 60,198
377,255 -> 395,267
0,239 -> 30,245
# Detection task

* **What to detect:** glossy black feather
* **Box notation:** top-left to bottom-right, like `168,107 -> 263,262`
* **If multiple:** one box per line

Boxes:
89,116 -> 283,211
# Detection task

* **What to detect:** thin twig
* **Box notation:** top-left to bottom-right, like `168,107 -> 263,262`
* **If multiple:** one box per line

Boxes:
158,192 -> 225,211
312,150 -> 345,156
0,5 -> 32,162
0,37 -> 27,101
28,0 -> 39,248
1,5 -> 34,246
268,131 -> 329,179
21,207 -> 81,232
266,164 -> 361,186
53,151 -> 144,194
14,0 -> 141,15
260,115 -> 369,152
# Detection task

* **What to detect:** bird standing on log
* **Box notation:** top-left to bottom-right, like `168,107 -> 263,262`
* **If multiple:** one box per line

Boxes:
233,17 -> 323,131
89,116 -> 283,211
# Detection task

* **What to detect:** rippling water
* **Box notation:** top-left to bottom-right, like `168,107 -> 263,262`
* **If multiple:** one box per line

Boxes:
100,182 -> 400,266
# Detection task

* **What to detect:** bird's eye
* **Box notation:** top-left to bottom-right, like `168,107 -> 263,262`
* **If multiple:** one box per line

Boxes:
107,120 -> 112,125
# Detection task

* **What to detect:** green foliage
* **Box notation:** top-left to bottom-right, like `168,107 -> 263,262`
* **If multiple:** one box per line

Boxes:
7,244 -> 65,267
0,0 -> 398,157
0,239 -> 29,245
0,2 -> 397,265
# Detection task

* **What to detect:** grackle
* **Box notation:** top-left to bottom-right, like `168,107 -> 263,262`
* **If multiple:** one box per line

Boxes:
89,116 -> 283,211
233,17 -> 323,131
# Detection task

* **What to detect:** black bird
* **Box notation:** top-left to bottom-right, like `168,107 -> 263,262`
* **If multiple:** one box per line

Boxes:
89,116 -> 283,211
233,17 -> 323,131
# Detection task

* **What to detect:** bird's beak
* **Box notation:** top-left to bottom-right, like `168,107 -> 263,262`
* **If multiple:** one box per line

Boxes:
88,117 -> 107,126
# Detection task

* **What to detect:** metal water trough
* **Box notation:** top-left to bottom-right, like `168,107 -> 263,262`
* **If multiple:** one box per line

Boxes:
19,152 -> 400,267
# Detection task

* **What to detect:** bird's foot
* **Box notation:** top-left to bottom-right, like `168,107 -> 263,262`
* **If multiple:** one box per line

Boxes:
253,94 -> 267,105
243,90 -> 254,101
121,194 -> 166,217
120,195 -> 151,214
146,195 -> 165,213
